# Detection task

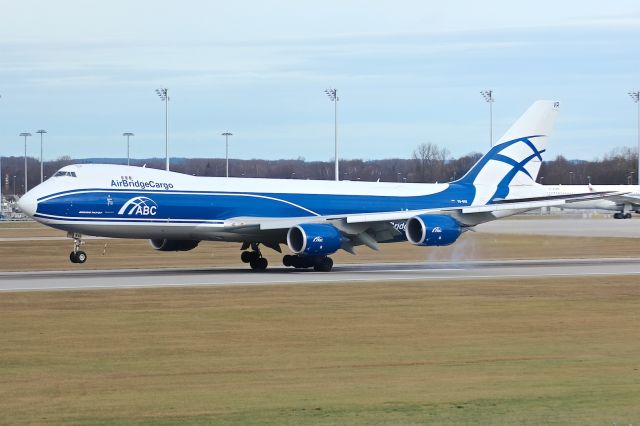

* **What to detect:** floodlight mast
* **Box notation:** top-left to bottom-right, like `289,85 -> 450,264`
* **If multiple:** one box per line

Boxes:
19,132 -> 32,194
480,90 -> 494,148
156,88 -> 169,171
629,91 -> 640,186
123,132 -> 134,166
36,130 -> 47,183
222,132 -> 233,177
325,88 -> 339,181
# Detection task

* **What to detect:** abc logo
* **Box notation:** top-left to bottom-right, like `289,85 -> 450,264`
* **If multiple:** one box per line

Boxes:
117,196 -> 158,216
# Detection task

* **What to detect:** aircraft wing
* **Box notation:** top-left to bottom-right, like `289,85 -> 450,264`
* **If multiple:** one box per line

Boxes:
602,193 -> 640,206
224,191 -> 622,231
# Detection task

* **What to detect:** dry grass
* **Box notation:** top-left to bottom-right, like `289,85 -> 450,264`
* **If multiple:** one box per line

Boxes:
1,276 -> 640,425
0,222 -> 639,272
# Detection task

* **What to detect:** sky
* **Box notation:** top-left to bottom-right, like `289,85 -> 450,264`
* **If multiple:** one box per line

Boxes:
1,0 -> 639,163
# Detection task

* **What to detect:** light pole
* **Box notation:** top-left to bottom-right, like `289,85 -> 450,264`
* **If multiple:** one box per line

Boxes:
629,91 -> 639,185
155,88 -> 169,171
12,176 -> 16,196
480,90 -> 494,148
569,171 -> 574,185
123,132 -> 134,166
325,88 -> 339,181
36,130 -> 47,183
19,133 -> 31,194
222,132 -> 232,177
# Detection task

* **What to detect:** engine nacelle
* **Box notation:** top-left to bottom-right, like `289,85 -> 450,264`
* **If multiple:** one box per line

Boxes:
149,239 -> 200,252
287,224 -> 342,256
405,214 -> 461,246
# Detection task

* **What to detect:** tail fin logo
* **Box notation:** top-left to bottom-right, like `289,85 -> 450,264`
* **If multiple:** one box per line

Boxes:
117,196 -> 158,216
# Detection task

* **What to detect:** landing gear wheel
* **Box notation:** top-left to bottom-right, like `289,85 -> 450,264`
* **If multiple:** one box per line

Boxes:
624,213 -> 633,219
250,257 -> 268,271
68,232 -> 86,264
613,213 -> 623,219
313,257 -> 333,272
74,251 -> 87,264
282,254 -> 293,267
241,251 -> 258,263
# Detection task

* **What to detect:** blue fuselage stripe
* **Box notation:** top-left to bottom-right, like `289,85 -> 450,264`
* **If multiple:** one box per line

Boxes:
35,185 -> 475,223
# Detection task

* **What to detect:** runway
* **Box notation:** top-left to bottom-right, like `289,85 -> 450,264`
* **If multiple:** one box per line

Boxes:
478,217 -> 640,237
1,257 -> 639,292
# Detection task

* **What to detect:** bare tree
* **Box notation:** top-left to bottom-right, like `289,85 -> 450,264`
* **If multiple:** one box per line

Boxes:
412,142 -> 450,183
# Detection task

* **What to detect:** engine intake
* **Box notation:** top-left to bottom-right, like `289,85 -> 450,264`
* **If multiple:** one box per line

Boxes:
287,224 -> 342,256
149,239 -> 200,252
405,214 -> 461,246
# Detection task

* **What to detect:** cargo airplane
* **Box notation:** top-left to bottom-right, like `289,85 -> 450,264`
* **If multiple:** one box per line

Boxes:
18,101 -> 614,271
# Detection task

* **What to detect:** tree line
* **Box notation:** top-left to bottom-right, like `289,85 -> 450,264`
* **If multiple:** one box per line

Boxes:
1,144 -> 638,197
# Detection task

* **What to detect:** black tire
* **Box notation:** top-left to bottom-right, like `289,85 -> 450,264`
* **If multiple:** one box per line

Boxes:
625,213 -> 633,219
250,257 -> 268,271
283,255 -> 293,267
241,251 -> 255,263
314,257 -> 333,272
69,252 -> 78,263
74,251 -> 87,264
613,213 -> 622,219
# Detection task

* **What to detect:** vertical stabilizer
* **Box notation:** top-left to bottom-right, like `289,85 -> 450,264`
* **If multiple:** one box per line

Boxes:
455,100 -> 559,205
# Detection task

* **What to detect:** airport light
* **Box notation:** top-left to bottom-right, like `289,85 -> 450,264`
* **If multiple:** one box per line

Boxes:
122,132 -> 134,166
19,132 -> 31,194
629,90 -> 640,185
222,132 -> 232,177
12,175 -> 16,196
155,88 -> 170,171
480,90 -> 494,148
325,88 -> 339,181
568,171 -> 574,185
36,130 -> 47,183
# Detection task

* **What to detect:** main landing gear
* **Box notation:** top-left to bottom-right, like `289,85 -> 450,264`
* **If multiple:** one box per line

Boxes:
613,212 -> 633,219
240,243 -> 268,271
282,255 -> 333,272
68,232 -> 87,264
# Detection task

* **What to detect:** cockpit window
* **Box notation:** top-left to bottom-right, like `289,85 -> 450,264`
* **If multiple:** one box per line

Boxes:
53,171 -> 77,177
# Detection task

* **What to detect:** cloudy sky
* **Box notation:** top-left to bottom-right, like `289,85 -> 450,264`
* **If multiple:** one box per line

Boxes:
1,0 -> 639,162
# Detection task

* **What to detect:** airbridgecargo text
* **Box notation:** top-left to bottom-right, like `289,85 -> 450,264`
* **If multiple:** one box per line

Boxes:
111,179 -> 174,190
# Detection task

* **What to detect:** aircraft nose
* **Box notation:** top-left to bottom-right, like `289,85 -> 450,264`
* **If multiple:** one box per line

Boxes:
17,191 -> 37,217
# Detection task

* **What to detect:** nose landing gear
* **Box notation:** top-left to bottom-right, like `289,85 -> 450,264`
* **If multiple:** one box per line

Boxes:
68,232 -> 87,264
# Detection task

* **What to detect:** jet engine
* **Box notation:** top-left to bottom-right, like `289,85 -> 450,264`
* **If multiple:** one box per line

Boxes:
287,224 -> 342,255
405,214 -> 461,246
149,239 -> 200,251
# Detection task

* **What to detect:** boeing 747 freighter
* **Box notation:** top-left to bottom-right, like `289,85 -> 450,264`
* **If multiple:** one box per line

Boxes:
18,101 -> 614,271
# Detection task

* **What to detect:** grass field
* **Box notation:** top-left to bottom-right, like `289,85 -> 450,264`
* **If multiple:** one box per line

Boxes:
1,276 -> 640,425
